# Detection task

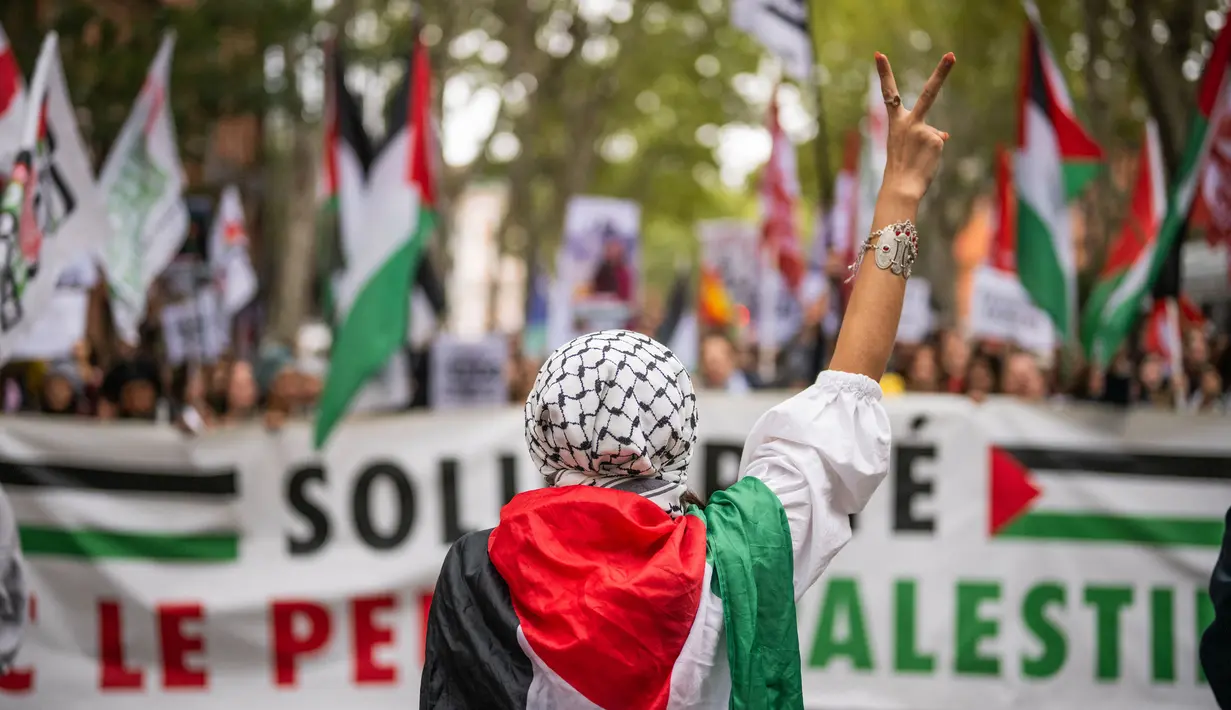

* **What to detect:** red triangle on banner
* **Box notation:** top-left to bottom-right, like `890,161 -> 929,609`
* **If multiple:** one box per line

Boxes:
989,446 -> 1042,535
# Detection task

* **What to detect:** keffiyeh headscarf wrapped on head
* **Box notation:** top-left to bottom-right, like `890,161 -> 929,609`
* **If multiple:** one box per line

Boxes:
524,330 -> 698,516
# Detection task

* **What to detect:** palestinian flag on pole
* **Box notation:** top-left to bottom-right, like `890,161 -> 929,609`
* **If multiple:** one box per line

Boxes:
313,39 -> 437,449
1079,121 -> 1167,365
1014,1 -> 1103,338
0,442 -> 239,563
316,41 -> 373,328
0,21 -> 26,175
989,444 -> 1229,549
1083,10 -> 1231,364
423,477 -> 802,708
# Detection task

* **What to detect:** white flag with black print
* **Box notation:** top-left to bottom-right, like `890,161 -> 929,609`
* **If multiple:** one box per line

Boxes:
0,33 -> 110,366
98,32 -> 189,345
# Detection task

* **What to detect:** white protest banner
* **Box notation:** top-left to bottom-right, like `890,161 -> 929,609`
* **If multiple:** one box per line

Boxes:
730,0 -> 812,81
0,395 -> 1224,709
968,265 -> 1056,353
160,289 -> 224,365
428,333 -> 508,410
0,34 -> 110,365
895,277 -> 934,344
99,33 -> 189,345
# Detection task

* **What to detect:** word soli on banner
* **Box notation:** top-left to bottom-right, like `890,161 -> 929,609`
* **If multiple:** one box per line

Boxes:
0,394 -> 1226,709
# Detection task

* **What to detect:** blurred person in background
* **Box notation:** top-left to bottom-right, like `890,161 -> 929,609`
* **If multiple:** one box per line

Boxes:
98,358 -> 166,422
1190,365 -> 1227,413
905,342 -> 940,393
258,343 -> 324,430
698,331 -> 750,393
38,362 -> 85,416
1101,350 -> 1136,406
938,330 -> 970,393
220,360 -> 259,424
69,340 -> 103,410
171,365 -> 216,434
964,350 -> 1000,403
0,363 -> 36,413
1185,327 -> 1211,394
1002,352 -> 1047,402
1136,353 -> 1178,409
1071,364 -> 1106,403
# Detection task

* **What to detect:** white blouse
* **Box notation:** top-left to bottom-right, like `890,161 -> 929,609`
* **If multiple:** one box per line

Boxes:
668,369 -> 893,709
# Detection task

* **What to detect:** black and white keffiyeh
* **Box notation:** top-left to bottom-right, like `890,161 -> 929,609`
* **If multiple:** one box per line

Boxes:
524,330 -> 698,516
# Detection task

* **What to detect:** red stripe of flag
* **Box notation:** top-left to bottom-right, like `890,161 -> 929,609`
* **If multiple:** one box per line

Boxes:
489,487 -> 706,710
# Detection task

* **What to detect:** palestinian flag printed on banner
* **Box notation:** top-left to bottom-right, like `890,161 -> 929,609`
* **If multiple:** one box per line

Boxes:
989,444 -> 1228,549
422,478 -> 803,709
1014,1 -> 1103,337
0,445 -> 239,563
1080,121 -> 1167,366
0,21 -> 26,174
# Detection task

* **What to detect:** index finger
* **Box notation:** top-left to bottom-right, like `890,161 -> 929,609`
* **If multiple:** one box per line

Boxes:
912,52 -> 956,121
875,52 -> 903,116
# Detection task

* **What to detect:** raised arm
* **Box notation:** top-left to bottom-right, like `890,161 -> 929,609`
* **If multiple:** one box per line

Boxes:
829,52 -> 955,381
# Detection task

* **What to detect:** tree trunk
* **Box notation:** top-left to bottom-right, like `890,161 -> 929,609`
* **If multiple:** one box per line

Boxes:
269,121 -> 318,344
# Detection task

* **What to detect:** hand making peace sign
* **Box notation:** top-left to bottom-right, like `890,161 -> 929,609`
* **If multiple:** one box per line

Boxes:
875,51 -> 956,202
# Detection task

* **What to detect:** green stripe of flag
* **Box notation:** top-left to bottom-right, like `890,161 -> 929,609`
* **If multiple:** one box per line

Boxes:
997,512 -> 1224,548
19,526 -> 239,562
1016,199 -> 1070,335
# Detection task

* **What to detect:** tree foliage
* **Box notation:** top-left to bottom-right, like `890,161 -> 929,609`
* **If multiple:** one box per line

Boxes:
2,0 -> 1227,313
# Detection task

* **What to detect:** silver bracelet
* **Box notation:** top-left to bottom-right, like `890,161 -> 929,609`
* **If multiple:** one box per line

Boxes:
845,220 -> 918,283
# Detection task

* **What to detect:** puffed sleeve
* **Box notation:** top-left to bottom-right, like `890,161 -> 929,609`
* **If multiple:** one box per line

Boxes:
737,370 -> 891,600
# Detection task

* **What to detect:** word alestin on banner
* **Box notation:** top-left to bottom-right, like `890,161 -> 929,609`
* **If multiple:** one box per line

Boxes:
0,393 -> 1225,709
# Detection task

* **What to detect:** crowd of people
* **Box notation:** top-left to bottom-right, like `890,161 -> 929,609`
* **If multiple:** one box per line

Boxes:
0,328 -> 327,433
668,319 -> 1231,413
2,298 -> 1229,433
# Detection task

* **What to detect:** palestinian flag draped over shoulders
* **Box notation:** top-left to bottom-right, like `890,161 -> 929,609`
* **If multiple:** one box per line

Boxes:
422,478 -> 803,709
1014,0 -> 1103,337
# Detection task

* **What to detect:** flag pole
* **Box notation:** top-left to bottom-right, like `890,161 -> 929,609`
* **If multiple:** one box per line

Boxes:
1165,297 -> 1185,411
